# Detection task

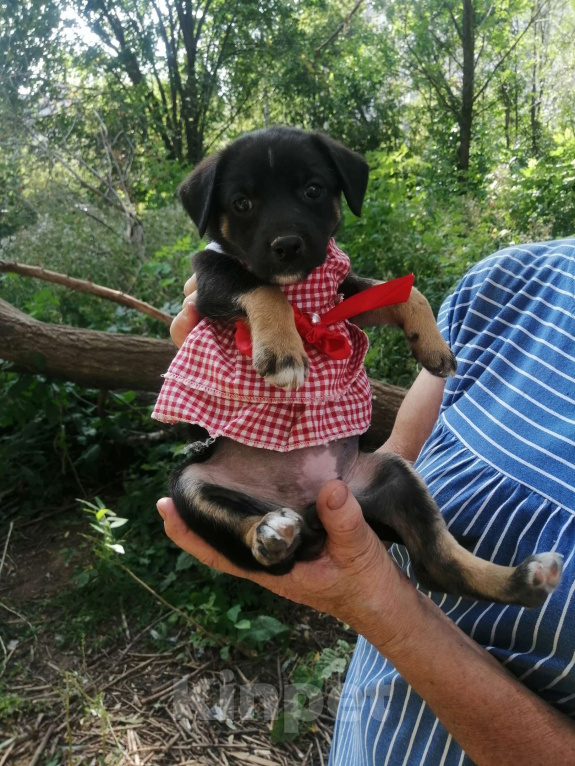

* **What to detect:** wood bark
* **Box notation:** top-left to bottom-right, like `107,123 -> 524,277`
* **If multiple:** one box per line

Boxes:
0,299 -> 406,445
0,298 -> 173,392
458,0 -> 475,173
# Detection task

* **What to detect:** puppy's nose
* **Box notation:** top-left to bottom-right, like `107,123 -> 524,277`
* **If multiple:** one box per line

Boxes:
271,235 -> 305,262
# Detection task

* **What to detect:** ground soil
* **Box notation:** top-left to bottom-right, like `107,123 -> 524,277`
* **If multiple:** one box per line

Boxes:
0,509 -> 353,765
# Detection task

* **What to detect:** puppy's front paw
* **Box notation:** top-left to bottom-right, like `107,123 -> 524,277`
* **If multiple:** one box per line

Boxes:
399,289 -> 456,377
413,337 -> 457,378
252,508 -> 303,566
252,338 -> 309,391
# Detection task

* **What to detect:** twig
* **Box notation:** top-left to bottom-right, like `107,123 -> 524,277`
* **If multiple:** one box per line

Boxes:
302,743 -> 313,766
0,601 -> 35,632
114,612 -> 171,665
315,735 -> 325,766
28,723 -> 56,766
0,261 -> 172,326
98,656 -> 159,693
116,562 -> 246,655
7,501 -> 78,531
141,659 -> 212,705
0,521 -> 13,581
141,732 -> 179,766
0,742 -> 16,766
314,0 -> 365,57
269,654 -> 283,730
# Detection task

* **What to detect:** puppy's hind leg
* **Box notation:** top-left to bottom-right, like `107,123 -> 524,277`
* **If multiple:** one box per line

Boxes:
170,463 -> 324,574
349,452 -> 563,607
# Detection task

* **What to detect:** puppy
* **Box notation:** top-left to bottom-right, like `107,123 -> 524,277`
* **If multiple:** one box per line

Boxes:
154,127 -> 562,607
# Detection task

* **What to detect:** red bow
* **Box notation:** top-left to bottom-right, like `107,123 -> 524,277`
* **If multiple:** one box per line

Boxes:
235,273 -> 414,360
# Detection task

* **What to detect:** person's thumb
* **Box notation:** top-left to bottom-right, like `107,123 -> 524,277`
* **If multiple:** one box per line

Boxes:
315,480 -> 376,557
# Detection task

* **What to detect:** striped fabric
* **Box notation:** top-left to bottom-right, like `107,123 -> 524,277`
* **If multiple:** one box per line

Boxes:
330,240 -> 575,765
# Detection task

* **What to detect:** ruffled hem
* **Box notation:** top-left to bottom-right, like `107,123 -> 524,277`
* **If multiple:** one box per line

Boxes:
152,377 -> 371,452
159,371 -> 363,404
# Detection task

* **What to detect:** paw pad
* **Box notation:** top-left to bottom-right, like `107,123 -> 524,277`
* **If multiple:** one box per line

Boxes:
252,509 -> 303,566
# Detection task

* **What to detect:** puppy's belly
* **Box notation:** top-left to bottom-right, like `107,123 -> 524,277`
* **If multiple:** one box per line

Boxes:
191,436 -> 361,509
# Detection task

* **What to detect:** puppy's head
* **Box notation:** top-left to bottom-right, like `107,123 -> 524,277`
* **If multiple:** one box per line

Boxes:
178,127 -> 368,284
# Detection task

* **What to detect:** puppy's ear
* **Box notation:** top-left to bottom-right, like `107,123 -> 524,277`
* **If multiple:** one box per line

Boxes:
178,153 -> 220,236
312,134 -> 369,216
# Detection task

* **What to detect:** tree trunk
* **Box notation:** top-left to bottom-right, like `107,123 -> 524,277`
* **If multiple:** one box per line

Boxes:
0,299 -> 406,445
458,0 -> 475,173
185,119 -> 204,165
501,82 -> 511,151
530,1 -> 544,158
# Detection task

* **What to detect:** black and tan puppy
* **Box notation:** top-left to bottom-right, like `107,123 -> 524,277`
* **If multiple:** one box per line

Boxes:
165,127 -> 562,607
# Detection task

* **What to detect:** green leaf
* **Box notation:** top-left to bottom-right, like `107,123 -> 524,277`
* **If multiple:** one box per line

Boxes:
107,517 -> 128,528
271,712 -> 301,743
318,657 -> 347,679
78,444 -> 101,464
242,615 -> 288,643
175,551 -> 194,571
220,645 -> 230,660
75,570 -> 92,588
226,604 -> 242,623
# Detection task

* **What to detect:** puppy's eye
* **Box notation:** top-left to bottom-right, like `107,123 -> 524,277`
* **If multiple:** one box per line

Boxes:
232,197 -> 252,212
304,184 -> 323,200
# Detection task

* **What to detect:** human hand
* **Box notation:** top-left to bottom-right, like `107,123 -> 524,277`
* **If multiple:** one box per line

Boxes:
157,480 -> 421,653
170,274 -> 202,348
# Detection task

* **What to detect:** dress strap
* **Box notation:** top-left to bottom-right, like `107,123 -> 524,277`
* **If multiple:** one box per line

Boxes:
235,273 -> 414,360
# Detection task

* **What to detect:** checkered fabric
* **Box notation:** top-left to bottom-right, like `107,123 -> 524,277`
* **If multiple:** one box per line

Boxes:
152,239 -> 372,451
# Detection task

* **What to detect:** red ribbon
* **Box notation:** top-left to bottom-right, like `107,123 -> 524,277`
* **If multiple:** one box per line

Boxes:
235,273 -> 414,360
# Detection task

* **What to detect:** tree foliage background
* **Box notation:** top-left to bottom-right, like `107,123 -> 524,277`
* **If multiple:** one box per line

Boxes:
2,0 -> 575,653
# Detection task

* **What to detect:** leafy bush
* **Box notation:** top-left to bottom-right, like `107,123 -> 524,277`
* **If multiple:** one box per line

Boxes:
338,146 -> 559,385
504,129 -> 575,237
0,188 -> 199,335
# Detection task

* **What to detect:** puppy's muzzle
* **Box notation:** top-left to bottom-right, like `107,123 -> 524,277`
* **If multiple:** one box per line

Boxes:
271,235 -> 305,263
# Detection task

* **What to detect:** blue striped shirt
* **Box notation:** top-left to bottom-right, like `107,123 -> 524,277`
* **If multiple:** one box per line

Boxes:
330,240 -> 575,765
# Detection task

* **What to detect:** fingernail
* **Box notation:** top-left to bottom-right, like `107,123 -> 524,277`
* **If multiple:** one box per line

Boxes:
327,483 -> 348,510
157,500 -> 167,520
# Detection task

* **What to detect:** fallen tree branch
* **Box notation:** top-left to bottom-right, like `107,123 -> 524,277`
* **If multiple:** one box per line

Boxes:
0,298 -> 173,390
0,261 -> 172,326
0,298 -> 406,444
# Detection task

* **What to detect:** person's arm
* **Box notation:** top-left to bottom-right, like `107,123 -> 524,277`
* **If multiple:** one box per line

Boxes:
377,587 -> 575,765
377,367 -> 446,461
161,287 -> 574,763
158,480 -> 575,765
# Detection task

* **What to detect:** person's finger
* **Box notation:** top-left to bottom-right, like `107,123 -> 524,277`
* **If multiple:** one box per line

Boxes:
170,309 -> 192,348
315,480 -> 378,557
184,274 -> 197,297
170,295 -> 201,348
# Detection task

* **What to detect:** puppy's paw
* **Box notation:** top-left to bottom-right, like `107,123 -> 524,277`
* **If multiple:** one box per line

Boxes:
398,289 -> 456,377
405,325 -> 456,378
511,552 -> 564,608
413,339 -> 457,378
252,338 -> 309,391
252,508 -> 303,566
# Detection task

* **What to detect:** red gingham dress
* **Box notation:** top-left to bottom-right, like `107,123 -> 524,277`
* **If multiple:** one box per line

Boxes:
152,239 -> 371,451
